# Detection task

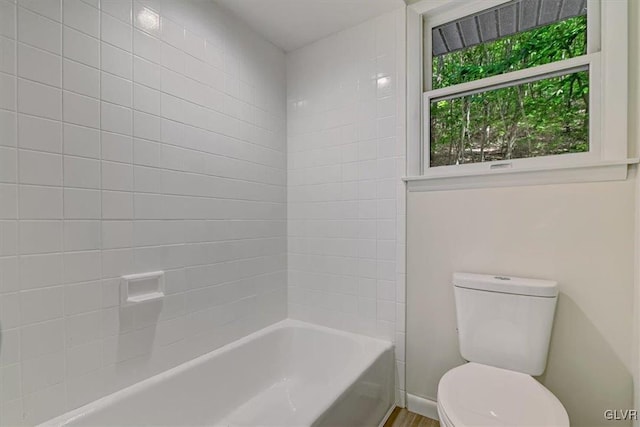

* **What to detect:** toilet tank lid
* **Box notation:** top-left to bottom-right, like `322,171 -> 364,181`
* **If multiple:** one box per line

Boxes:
453,272 -> 558,297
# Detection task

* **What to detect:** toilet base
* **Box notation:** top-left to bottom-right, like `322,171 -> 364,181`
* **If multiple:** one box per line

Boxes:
436,401 -> 454,427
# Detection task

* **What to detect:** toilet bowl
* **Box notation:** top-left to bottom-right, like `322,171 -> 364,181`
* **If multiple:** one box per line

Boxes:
438,273 -> 570,426
436,363 -> 569,427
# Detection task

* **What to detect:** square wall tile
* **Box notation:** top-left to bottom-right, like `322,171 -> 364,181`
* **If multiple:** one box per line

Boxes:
101,11 -> 131,51
18,79 -> 61,120
0,1 -> 16,40
19,0 -> 62,23
63,59 -> 100,98
63,0 -> 99,38
18,114 -> 63,153
63,27 -> 99,68
19,185 -> 63,219
17,43 -> 62,87
17,7 -> 61,55
63,91 -> 100,128
0,73 -> 16,111
18,150 -> 62,186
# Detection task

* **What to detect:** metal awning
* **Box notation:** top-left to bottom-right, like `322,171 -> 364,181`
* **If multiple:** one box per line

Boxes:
430,0 -> 587,56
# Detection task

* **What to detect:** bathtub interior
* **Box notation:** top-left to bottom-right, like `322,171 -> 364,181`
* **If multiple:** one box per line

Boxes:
45,321 -> 394,427
58,329 -> 289,426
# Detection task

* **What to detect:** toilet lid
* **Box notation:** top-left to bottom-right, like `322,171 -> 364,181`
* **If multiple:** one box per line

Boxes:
438,363 -> 569,427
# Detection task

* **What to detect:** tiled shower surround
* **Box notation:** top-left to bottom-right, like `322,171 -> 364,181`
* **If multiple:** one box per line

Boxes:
0,0 -> 408,424
0,0 -> 286,424
286,8 -> 407,403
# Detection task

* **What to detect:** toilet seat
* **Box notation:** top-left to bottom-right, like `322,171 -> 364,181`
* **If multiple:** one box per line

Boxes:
437,363 -> 569,427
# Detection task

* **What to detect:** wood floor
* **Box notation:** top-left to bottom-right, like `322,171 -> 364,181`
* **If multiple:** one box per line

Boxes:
384,407 -> 440,427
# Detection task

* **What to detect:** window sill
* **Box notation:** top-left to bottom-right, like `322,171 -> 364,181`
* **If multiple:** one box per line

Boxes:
402,159 -> 639,192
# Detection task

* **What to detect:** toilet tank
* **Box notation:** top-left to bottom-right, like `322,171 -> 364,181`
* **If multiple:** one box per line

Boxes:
453,272 -> 558,376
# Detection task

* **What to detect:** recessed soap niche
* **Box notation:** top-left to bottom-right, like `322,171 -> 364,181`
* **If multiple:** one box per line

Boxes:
120,271 -> 165,306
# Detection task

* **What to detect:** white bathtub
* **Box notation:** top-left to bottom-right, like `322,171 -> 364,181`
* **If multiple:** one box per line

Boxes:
41,320 -> 395,427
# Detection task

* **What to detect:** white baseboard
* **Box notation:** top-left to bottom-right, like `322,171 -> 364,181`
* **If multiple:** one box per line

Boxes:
379,404 -> 397,427
407,393 -> 439,421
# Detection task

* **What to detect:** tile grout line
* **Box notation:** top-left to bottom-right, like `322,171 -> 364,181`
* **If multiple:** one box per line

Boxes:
60,0 -> 69,412
98,0 -> 105,383
130,0 -> 135,287
12,0 -> 22,418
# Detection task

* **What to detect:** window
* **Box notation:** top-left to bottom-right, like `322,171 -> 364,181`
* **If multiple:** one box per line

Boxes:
406,0 -> 630,186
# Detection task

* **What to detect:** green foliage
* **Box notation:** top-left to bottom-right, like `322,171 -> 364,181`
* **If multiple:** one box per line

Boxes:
430,15 -> 589,167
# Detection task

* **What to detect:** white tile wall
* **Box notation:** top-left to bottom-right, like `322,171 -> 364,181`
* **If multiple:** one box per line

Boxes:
286,8 -> 407,405
0,0 -> 286,424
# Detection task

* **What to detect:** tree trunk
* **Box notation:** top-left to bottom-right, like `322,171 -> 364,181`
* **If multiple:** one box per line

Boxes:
481,98 -> 488,162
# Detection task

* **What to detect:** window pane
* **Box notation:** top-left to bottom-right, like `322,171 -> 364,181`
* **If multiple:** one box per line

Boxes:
429,70 -> 589,167
431,15 -> 587,90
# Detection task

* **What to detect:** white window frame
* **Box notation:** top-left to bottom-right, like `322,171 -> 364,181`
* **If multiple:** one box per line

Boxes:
405,0 -> 635,190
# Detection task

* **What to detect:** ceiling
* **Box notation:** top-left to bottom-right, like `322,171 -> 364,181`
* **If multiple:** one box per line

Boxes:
213,0 -> 407,52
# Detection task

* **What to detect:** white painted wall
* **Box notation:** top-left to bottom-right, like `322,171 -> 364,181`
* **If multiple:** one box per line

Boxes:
285,7 -> 407,404
406,180 -> 635,426
631,0 -> 640,424
0,0 -> 286,424
406,3 -> 640,426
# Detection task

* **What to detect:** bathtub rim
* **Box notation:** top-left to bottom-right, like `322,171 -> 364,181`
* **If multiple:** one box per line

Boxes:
39,319 -> 394,427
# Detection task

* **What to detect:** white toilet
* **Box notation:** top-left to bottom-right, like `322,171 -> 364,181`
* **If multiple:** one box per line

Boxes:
437,273 -> 570,427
